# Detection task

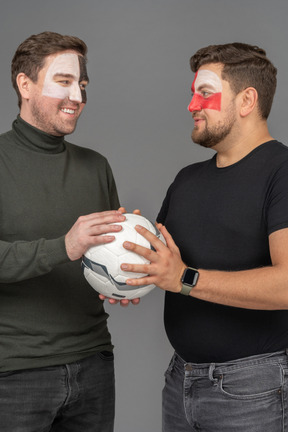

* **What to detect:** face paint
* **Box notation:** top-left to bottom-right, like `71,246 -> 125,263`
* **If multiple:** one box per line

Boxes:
188,70 -> 222,112
42,53 -> 88,103
78,56 -> 88,104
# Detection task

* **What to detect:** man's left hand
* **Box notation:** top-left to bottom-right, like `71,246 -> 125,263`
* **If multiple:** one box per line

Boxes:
99,295 -> 140,307
121,223 -> 186,293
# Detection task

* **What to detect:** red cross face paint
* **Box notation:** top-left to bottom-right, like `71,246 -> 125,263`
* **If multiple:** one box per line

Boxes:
188,69 -> 222,112
42,53 -> 88,104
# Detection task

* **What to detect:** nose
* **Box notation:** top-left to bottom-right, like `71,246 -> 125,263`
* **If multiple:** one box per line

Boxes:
187,94 -> 202,112
68,82 -> 82,103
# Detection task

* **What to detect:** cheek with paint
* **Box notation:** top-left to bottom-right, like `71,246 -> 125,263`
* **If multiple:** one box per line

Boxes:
188,70 -> 222,112
42,53 -> 88,103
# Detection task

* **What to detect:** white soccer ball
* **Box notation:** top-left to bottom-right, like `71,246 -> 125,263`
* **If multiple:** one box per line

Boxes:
82,213 -> 165,300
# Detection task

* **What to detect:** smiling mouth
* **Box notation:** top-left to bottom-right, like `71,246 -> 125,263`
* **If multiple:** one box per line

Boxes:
61,108 -> 76,114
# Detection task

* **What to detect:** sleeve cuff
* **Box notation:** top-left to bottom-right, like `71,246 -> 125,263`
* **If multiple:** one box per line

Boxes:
44,236 -> 70,268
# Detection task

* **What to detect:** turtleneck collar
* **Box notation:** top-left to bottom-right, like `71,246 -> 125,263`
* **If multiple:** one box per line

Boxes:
12,115 -> 66,154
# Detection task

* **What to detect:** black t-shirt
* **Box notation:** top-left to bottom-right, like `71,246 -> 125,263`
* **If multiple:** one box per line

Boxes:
157,141 -> 288,363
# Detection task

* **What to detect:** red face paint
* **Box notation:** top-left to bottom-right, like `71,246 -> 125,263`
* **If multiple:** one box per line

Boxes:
188,93 -> 222,112
188,70 -> 222,112
191,71 -> 198,94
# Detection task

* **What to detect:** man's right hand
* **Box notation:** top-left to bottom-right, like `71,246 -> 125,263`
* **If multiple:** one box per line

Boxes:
65,210 -> 126,261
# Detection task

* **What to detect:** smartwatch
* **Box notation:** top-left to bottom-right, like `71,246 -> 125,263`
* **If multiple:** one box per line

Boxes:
180,267 -> 199,295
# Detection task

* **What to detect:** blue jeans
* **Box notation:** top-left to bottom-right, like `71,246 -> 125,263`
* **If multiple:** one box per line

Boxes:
162,351 -> 288,432
0,351 -> 115,432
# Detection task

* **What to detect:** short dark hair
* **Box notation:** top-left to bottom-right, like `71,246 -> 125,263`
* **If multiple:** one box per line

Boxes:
190,42 -> 277,119
11,31 -> 88,108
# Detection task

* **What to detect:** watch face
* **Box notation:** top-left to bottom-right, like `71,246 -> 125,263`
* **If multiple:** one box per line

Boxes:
182,268 -> 199,287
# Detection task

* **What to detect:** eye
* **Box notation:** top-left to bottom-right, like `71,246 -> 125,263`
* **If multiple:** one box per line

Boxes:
80,82 -> 87,90
201,90 -> 212,98
56,79 -> 71,86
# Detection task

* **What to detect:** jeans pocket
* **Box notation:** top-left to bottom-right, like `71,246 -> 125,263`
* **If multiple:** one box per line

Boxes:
0,371 -> 15,378
97,351 -> 114,361
164,354 -> 177,378
218,362 -> 282,400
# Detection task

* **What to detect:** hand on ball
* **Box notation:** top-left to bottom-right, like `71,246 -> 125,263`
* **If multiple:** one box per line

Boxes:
121,223 -> 186,294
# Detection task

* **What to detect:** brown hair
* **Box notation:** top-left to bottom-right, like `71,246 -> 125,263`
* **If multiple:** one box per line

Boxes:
190,42 -> 277,119
11,31 -> 88,108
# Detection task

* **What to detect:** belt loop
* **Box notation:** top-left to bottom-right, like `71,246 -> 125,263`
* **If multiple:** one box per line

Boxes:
208,363 -> 218,384
167,352 -> 177,374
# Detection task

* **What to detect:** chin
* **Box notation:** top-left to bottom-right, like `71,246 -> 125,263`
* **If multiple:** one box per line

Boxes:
191,134 -> 215,149
55,122 -> 78,136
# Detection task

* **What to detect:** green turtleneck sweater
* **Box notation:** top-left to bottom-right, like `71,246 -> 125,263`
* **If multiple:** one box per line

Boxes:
0,116 -> 120,372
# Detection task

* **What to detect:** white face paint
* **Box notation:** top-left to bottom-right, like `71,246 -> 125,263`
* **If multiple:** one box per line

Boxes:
42,53 -> 82,102
193,69 -> 223,93
188,69 -> 223,112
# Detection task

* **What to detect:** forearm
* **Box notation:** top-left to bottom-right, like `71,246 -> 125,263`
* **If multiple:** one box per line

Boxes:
191,265 -> 288,310
121,225 -> 288,311
0,236 -> 69,283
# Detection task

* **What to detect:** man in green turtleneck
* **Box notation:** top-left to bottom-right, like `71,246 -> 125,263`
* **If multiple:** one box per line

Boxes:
0,31 -> 126,431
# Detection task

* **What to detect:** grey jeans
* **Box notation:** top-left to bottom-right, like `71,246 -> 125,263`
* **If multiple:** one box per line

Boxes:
0,351 -> 115,432
163,350 -> 288,432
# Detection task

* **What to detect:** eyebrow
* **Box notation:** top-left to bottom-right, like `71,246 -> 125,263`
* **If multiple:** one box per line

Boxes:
53,73 -> 89,83
197,83 -> 218,91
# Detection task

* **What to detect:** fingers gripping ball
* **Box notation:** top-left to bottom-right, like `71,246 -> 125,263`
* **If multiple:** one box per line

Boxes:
82,213 -> 166,300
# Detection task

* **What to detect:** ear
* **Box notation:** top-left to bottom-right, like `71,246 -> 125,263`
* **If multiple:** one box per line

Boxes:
239,87 -> 258,117
16,73 -> 33,101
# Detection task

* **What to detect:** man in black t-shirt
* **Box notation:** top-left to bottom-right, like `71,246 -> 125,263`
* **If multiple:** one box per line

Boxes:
120,43 -> 288,431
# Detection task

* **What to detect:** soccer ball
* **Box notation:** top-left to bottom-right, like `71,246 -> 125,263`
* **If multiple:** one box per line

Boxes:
82,213 -> 165,300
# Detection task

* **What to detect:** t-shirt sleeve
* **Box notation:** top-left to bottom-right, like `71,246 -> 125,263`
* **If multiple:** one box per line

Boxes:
157,184 -> 173,225
266,159 -> 288,235
157,168 -> 189,225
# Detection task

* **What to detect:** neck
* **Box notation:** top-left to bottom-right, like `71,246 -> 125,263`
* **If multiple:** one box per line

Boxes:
215,120 -> 273,168
13,115 -> 65,154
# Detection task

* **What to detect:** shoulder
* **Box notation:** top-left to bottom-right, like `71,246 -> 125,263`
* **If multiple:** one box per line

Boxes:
63,142 -> 116,184
0,129 -> 14,146
65,141 -> 106,159
174,158 -> 213,182
161,157 -> 212,200
256,140 -> 288,165
258,141 -> 288,181
64,141 -> 110,166
0,129 -> 17,159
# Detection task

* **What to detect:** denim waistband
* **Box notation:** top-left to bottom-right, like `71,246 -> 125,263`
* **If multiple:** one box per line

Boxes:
173,350 -> 288,377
